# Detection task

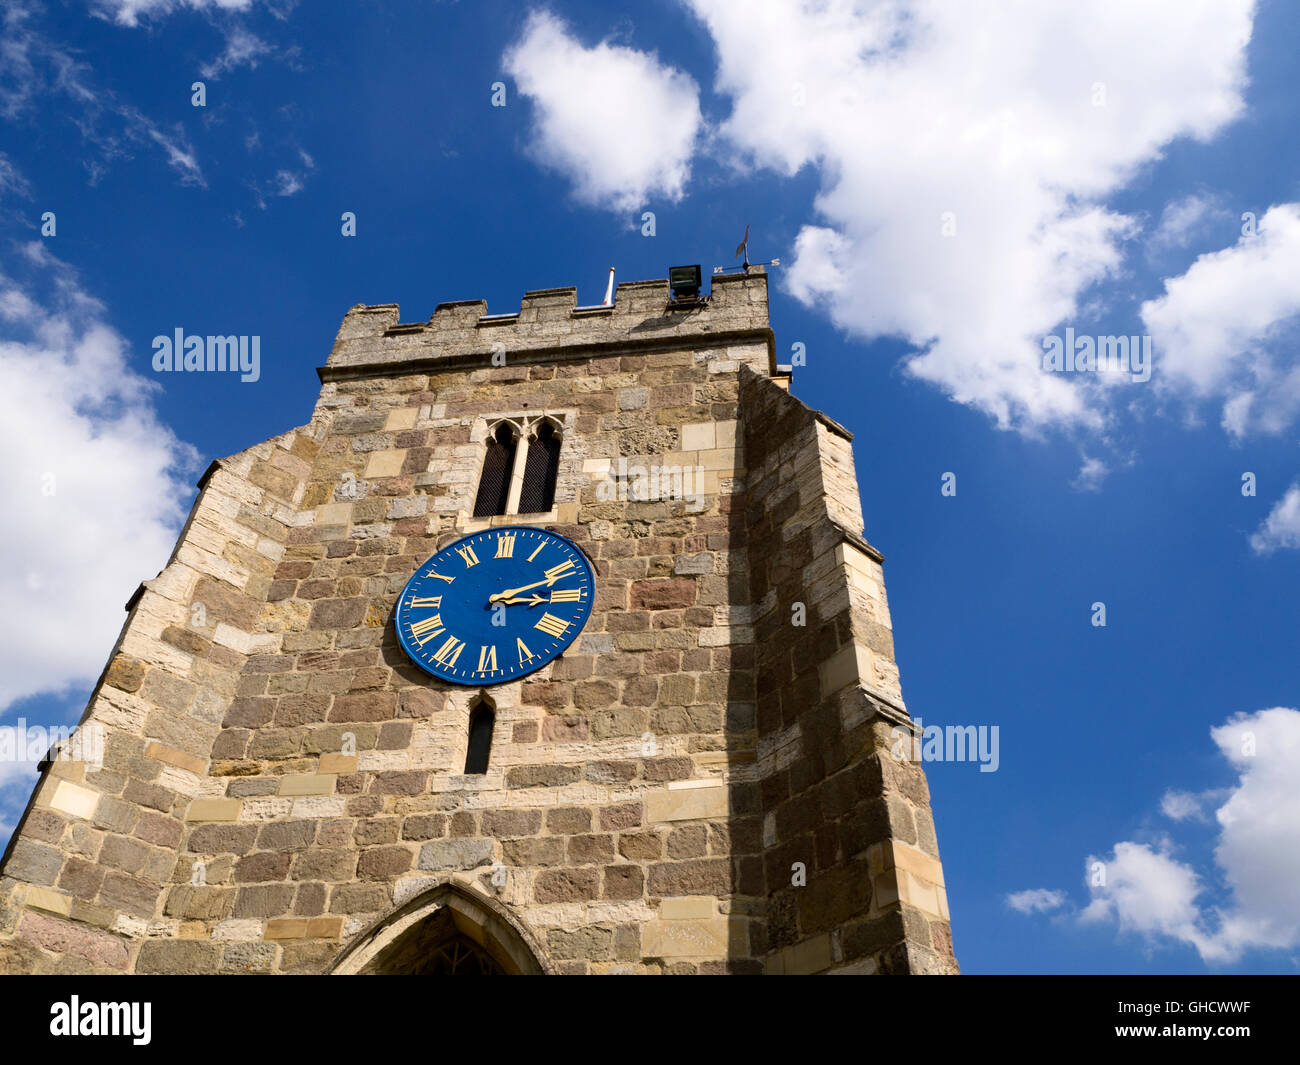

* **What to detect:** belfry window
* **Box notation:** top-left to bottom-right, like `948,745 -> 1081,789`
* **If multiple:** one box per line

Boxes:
472,415 -> 564,518
518,421 -> 561,514
473,423 -> 517,517
464,698 -> 495,775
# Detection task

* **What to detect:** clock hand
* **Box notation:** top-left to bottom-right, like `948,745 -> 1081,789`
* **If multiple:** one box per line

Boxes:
488,579 -> 546,603
492,594 -> 546,607
488,575 -> 568,602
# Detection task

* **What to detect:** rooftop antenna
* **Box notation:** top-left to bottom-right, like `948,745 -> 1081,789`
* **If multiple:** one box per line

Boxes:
602,267 -> 615,306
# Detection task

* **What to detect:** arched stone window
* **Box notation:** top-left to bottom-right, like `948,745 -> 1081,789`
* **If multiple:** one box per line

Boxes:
473,422 -> 517,517
464,696 -> 495,775
517,420 -> 561,514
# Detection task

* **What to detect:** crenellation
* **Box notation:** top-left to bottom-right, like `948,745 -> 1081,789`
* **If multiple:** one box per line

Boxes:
324,271 -> 774,376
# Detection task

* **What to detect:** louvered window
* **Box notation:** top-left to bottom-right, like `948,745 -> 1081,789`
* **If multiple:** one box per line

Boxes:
517,421 -> 561,514
472,423 -> 516,517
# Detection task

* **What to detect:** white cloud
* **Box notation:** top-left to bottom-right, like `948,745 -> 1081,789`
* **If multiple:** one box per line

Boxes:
0,4 -> 41,119
0,243 -> 196,714
1143,204 -> 1300,437
503,11 -> 702,213
1250,484 -> 1300,554
0,737 -> 40,790
1072,456 -> 1108,492
125,107 -> 206,187
677,1 -> 1254,431
0,786 -> 31,854
1079,839 -> 1207,947
1023,707 -> 1300,965
94,0 -> 252,27
200,25 -> 271,77
0,5 -> 206,186
1160,789 -> 1204,822
1149,193 -> 1232,253
249,149 -> 313,208
274,169 -> 302,196
0,154 -> 31,202
96,0 -> 290,88
1006,889 -> 1066,915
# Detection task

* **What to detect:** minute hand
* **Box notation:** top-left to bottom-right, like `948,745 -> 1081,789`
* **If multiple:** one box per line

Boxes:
489,575 -> 568,602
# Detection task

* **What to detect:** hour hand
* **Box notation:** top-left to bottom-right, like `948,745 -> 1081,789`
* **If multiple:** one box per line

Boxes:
491,593 -> 545,607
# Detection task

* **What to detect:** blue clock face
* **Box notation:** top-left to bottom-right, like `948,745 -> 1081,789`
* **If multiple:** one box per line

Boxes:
394,526 -> 595,686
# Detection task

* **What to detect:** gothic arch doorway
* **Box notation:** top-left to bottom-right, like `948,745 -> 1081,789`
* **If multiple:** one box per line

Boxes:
330,881 -> 550,975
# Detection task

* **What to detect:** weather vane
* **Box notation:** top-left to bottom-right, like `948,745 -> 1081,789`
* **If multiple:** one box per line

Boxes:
714,223 -> 780,274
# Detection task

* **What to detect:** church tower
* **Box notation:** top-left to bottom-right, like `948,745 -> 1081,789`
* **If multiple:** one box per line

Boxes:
0,268 -> 958,974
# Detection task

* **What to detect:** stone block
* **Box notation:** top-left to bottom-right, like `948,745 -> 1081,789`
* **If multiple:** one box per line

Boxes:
646,859 -> 731,897
306,915 -> 345,939
144,741 -> 207,776
535,868 -> 600,904
48,781 -> 99,820
547,925 -> 613,961
818,641 -> 872,698
384,407 -> 418,431
18,911 -> 129,971
660,896 -> 715,920
364,451 -> 405,478
417,839 -> 494,872
644,784 -> 728,824
264,918 -> 308,940
642,916 -> 729,958
680,423 -> 715,451
185,798 -> 242,822
278,774 -> 337,797
24,886 -> 73,917
4,841 -> 63,886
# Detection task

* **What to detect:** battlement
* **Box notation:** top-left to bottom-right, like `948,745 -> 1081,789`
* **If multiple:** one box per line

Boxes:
323,267 -> 773,377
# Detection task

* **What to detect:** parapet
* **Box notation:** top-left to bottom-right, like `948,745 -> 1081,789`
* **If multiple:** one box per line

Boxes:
322,268 -> 773,376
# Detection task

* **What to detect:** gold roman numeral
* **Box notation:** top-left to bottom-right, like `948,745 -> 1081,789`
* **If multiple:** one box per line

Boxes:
456,544 -> 480,568
527,542 -> 545,562
476,645 -> 498,673
409,615 -> 445,646
494,533 -> 515,558
516,637 -> 536,665
424,569 -> 455,584
534,612 -> 570,638
431,635 -> 465,668
408,595 -> 442,609
549,588 -> 582,603
544,559 -> 576,584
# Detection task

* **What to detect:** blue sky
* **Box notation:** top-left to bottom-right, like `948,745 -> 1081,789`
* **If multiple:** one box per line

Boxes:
1,0 -> 1297,974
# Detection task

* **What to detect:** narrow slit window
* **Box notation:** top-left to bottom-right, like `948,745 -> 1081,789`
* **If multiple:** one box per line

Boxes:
464,701 -> 495,775
517,421 -> 561,514
473,423 -> 517,517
